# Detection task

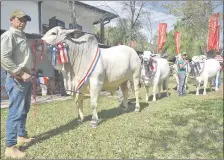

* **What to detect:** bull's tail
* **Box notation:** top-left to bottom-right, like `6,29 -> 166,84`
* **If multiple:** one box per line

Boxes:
128,80 -> 135,92
162,80 -> 166,91
162,78 -> 169,91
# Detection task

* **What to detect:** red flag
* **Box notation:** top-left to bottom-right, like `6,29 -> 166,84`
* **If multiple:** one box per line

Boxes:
175,32 -> 181,54
207,13 -> 219,52
39,77 -> 48,85
158,23 -> 167,53
214,25 -> 220,52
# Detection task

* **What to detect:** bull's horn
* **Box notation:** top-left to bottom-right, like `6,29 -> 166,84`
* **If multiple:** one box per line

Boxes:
65,29 -> 81,35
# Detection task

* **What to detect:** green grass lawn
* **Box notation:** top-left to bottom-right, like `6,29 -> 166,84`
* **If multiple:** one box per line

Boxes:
1,78 -> 223,159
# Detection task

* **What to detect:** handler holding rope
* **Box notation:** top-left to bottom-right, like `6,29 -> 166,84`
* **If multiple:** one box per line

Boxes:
1,9 -> 34,158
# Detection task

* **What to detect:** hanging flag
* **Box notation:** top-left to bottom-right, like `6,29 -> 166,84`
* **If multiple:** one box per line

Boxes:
207,13 -> 219,52
39,77 -> 48,85
158,23 -> 167,53
51,47 -> 57,66
214,25 -> 220,52
175,32 -> 181,55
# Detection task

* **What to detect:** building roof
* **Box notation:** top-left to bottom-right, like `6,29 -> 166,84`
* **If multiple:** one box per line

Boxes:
74,1 -> 118,25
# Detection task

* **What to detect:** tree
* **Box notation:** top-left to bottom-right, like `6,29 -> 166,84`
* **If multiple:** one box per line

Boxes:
67,1 -> 77,28
162,1 -> 223,56
100,1 -> 153,47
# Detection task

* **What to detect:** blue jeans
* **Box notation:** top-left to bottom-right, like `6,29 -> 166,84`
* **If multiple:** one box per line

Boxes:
178,74 -> 186,96
212,71 -> 222,87
4,75 -> 32,147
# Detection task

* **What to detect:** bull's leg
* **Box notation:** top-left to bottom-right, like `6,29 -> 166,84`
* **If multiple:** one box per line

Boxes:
215,71 -> 220,92
164,79 -> 169,97
152,82 -> 158,101
133,77 -> 140,112
75,93 -> 84,121
89,80 -> 103,128
196,81 -> 200,95
209,78 -> 213,91
120,81 -> 128,111
144,85 -> 150,102
174,74 -> 179,91
158,82 -> 162,98
203,78 -> 208,95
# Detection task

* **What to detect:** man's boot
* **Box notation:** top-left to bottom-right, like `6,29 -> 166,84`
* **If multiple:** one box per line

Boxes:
17,136 -> 35,145
5,145 -> 26,159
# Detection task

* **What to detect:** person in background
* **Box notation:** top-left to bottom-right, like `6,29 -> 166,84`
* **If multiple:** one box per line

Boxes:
1,9 -> 34,158
213,52 -> 223,87
177,52 -> 188,96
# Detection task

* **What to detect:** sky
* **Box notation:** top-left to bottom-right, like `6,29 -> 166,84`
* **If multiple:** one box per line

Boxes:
83,1 -> 223,44
83,1 -> 180,42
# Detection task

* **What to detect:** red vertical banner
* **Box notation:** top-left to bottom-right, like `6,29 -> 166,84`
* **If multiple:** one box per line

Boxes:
175,32 -> 181,55
207,13 -> 219,52
214,25 -> 220,52
158,23 -> 167,53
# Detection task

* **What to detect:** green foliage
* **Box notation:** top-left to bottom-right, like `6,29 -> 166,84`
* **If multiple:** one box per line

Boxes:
161,1 -> 223,59
94,18 -> 151,51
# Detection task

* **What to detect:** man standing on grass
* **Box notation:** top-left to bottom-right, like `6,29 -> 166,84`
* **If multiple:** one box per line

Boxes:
177,52 -> 188,96
1,9 -> 35,158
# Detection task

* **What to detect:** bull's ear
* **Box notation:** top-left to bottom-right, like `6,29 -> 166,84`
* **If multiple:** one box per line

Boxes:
151,54 -> 157,57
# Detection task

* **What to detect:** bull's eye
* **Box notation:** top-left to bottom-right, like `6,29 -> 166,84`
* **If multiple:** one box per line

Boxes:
52,32 -> 56,35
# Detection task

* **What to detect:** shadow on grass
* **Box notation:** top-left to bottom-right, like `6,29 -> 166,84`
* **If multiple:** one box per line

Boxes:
137,100 -> 223,158
97,101 -> 149,125
188,88 -> 213,95
173,86 -> 189,91
146,92 -> 171,101
20,119 -> 81,151
21,100 -> 149,151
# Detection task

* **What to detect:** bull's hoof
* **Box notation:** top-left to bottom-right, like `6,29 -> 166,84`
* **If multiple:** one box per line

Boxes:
145,98 -> 149,103
134,108 -> 140,112
77,115 -> 84,122
90,120 -> 98,128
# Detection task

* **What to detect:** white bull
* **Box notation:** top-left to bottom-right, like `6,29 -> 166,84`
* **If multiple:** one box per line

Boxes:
40,27 -> 141,128
140,51 -> 170,102
190,55 -> 220,95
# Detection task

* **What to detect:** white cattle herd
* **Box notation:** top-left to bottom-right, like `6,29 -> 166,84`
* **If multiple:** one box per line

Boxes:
37,27 -> 221,127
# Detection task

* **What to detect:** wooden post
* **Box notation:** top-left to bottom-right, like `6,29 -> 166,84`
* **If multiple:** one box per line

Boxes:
100,20 -> 104,44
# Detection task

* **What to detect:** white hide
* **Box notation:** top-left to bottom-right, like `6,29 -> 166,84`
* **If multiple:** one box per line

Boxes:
191,58 -> 220,95
141,51 -> 170,102
41,27 -> 141,127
